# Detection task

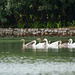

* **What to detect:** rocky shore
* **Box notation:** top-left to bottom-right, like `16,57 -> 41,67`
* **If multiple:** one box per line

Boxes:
0,28 -> 75,37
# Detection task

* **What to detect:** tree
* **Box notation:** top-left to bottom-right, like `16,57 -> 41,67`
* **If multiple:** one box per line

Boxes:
0,0 -> 75,28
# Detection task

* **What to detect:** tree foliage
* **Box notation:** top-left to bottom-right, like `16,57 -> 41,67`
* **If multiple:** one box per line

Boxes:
0,0 -> 75,28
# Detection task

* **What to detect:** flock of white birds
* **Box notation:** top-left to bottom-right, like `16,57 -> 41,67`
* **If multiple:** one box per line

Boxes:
21,38 -> 75,49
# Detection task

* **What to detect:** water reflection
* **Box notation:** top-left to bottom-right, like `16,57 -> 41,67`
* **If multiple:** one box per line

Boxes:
21,45 -> 75,53
68,46 -> 75,49
0,41 -> 75,75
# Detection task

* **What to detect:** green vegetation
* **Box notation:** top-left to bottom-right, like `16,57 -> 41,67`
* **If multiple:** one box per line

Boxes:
0,0 -> 75,28
0,37 -> 75,43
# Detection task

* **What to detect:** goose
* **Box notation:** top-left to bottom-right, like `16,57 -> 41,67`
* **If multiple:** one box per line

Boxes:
32,40 -> 45,49
58,40 -> 68,48
32,40 -> 37,49
43,38 -> 49,48
49,41 -> 59,47
68,39 -> 75,48
68,39 -> 75,45
36,38 -> 45,49
43,38 -> 59,49
21,39 -> 34,49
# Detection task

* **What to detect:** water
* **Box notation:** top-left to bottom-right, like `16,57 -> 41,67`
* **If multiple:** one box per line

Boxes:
0,39 -> 75,75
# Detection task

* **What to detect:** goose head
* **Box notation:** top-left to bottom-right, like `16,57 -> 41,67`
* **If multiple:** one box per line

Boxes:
21,39 -> 25,49
21,39 -> 25,42
43,38 -> 47,42
36,38 -> 41,43
68,39 -> 73,44
43,38 -> 48,45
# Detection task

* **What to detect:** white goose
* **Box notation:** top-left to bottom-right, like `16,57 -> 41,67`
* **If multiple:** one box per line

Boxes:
32,40 -> 45,49
36,38 -> 45,49
43,38 -> 49,48
30,40 -> 36,49
59,40 -> 68,48
43,38 -> 59,49
21,39 -> 34,49
68,39 -> 75,47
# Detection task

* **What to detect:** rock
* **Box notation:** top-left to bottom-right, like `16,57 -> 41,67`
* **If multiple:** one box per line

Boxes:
0,28 -> 75,37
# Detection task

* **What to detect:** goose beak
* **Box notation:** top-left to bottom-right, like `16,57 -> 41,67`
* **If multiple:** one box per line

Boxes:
36,38 -> 39,40
68,39 -> 70,41
36,38 -> 38,40
21,40 -> 22,41
32,40 -> 35,42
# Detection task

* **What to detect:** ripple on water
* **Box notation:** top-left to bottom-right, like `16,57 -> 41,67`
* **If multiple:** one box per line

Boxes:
0,57 -> 75,75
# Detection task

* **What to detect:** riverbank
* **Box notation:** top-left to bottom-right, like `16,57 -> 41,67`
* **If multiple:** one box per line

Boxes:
0,28 -> 75,37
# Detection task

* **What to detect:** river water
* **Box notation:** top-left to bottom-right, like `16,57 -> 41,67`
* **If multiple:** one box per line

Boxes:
0,39 -> 75,75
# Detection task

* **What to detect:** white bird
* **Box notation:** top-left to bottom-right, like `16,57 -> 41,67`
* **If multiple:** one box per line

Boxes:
43,38 -> 59,49
36,38 -> 45,49
68,39 -> 75,48
31,40 -> 37,49
68,39 -> 75,46
32,40 -> 45,49
43,38 -> 49,48
58,40 -> 68,48
21,39 -> 34,49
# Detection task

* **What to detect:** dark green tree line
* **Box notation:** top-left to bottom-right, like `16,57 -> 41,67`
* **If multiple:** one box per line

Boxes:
0,0 -> 75,28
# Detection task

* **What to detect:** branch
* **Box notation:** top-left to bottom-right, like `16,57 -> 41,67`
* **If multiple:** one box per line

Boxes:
14,10 -> 26,17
